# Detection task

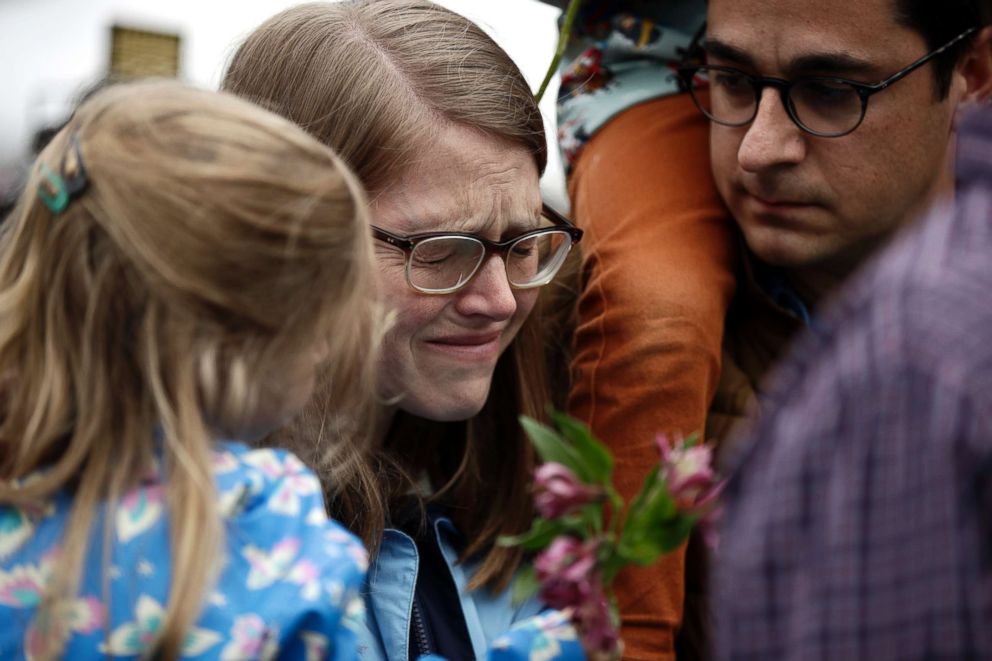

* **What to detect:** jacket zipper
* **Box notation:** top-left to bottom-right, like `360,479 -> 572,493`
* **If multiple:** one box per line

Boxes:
410,598 -> 433,659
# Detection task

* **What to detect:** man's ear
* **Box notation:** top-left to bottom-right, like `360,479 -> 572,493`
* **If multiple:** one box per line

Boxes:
958,25 -> 992,103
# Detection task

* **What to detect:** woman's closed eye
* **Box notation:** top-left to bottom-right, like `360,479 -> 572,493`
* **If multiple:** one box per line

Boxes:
413,243 -> 457,264
510,239 -> 538,258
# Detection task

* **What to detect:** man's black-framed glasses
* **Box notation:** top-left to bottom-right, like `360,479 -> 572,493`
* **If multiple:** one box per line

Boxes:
372,203 -> 583,294
678,26 -> 977,138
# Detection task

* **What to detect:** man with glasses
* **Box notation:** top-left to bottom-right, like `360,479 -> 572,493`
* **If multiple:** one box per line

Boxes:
674,0 -> 992,655
676,0 -> 992,453
539,0 -> 989,657
713,101 -> 992,661
671,0 -> 991,656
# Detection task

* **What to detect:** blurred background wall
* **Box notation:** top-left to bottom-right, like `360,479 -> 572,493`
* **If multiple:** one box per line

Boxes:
0,0 -> 566,217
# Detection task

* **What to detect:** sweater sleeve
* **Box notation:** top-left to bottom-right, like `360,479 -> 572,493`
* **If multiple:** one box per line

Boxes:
567,94 -> 736,660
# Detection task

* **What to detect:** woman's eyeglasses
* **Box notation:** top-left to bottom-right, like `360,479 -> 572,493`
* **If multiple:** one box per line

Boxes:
372,203 -> 583,294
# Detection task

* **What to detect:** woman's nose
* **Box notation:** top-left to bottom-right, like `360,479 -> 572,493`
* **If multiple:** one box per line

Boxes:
452,253 -> 517,320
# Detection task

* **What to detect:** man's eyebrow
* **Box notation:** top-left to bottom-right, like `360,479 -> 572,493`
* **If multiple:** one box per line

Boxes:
701,38 -> 754,67
788,52 -> 876,77
703,38 -> 877,77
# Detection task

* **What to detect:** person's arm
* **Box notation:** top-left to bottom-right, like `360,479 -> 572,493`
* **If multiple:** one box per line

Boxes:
567,93 -> 736,660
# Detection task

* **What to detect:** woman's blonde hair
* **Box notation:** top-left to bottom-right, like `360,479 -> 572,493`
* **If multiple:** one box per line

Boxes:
224,0 -> 560,592
0,80 -> 378,659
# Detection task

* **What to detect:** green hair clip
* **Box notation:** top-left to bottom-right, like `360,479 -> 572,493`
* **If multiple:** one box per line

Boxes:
37,133 -> 89,215
37,163 -> 69,214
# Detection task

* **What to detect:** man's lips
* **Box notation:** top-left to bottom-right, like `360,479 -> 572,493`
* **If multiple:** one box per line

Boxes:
747,192 -> 815,210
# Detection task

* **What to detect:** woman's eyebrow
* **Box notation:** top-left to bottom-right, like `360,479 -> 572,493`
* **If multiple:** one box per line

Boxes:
506,209 -> 544,233
391,210 -> 464,233
450,213 -> 499,234
450,210 -> 543,235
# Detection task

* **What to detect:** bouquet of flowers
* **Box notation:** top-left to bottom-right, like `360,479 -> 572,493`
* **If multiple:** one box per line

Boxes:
500,412 -> 722,660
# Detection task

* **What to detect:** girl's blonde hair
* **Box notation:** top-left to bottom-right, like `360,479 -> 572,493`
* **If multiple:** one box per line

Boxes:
224,0 -> 559,592
0,80 -> 378,659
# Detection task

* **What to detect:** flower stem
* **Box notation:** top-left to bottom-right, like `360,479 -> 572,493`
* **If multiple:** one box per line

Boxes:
606,485 -> 624,537
535,0 -> 583,103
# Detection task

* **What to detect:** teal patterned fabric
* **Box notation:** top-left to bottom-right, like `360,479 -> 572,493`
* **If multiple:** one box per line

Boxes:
540,0 -> 706,169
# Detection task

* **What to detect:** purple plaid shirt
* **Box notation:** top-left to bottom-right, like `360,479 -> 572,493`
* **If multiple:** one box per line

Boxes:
714,108 -> 992,660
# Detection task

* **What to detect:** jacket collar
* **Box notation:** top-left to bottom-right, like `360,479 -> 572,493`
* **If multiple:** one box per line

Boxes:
367,516 -> 488,660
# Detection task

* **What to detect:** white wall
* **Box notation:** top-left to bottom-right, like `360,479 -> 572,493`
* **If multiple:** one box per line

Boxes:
0,0 -> 567,208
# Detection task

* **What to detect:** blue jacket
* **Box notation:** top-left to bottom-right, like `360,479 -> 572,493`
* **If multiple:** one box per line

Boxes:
354,516 -> 584,661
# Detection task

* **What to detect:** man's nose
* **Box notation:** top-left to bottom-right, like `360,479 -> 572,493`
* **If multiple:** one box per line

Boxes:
737,87 -> 807,172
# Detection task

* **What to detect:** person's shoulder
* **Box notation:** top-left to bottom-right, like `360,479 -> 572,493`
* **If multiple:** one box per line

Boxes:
865,108 -> 992,339
209,443 -> 369,656
864,203 -> 992,380
213,441 -> 367,577
212,444 -> 321,514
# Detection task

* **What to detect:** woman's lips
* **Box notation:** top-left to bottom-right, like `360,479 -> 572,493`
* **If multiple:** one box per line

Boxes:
424,332 -> 503,360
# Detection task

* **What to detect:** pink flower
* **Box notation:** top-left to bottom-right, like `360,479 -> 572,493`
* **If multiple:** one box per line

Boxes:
534,536 -> 599,611
575,587 -> 621,656
534,462 -> 601,519
694,483 -> 725,549
656,434 -> 724,547
656,435 -> 714,501
534,536 -> 623,655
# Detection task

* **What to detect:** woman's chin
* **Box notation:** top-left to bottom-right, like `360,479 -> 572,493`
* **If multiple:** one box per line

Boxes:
400,389 -> 490,423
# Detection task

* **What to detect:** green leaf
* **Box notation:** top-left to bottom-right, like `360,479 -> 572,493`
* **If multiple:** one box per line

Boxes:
620,500 -> 697,565
619,465 -> 700,564
662,516 -> 697,550
631,487 -> 677,535
600,548 -> 628,585
635,516 -> 697,561
551,410 -> 614,484
511,564 -> 540,607
520,416 -> 592,482
497,517 -> 567,551
624,467 -> 662,528
619,541 -> 665,565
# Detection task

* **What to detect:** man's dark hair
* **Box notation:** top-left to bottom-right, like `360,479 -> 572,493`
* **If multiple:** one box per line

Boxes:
895,0 -> 991,98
